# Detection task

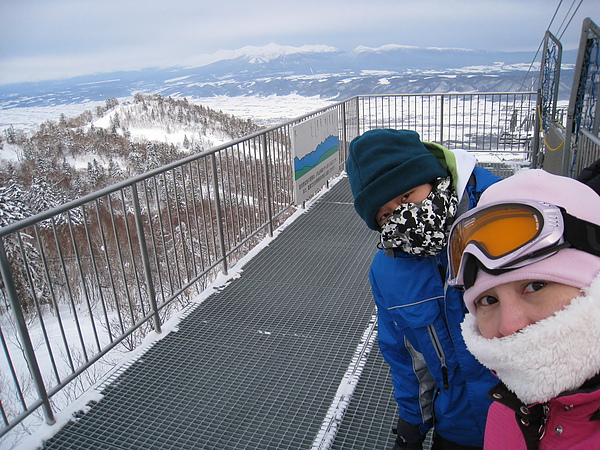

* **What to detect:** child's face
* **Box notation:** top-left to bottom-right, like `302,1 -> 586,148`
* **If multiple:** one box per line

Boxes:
375,183 -> 432,227
474,280 -> 582,339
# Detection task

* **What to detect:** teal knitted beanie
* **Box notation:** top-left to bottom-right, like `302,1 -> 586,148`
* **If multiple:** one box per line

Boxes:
346,129 -> 447,230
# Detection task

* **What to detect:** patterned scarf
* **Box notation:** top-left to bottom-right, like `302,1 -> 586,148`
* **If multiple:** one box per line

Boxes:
379,176 -> 458,256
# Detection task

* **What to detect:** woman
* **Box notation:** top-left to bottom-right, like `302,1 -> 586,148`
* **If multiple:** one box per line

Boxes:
446,169 -> 600,449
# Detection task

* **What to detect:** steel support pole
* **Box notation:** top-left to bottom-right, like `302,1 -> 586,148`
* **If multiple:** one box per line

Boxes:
0,238 -> 55,425
131,183 -> 161,333
439,94 -> 445,145
261,133 -> 274,237
340,102 -> 348,165
355,96 -> 361,136
210,153 -> 228,275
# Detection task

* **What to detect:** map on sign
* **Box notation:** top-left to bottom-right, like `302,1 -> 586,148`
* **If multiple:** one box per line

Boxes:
294,135 -> 339,180
292,110 -> 340,204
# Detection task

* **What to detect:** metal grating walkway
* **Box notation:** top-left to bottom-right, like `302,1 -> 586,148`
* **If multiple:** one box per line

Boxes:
41,177 -> 400,449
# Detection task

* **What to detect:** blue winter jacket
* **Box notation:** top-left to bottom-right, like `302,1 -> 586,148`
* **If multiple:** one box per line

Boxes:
370,166 -> 500,447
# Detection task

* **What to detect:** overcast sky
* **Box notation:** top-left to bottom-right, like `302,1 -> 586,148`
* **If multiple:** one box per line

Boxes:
1,0 -> 600,85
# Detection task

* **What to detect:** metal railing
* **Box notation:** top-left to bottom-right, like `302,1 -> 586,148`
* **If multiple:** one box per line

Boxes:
574,128 -> 600,174
560,18 -> 600,177
0,92 -> 537,444
357,92 -> 539,176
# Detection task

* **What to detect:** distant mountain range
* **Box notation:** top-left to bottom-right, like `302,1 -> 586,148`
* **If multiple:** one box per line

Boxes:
0,43 -> 578,109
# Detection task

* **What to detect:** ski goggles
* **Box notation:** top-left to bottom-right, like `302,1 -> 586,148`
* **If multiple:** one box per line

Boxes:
447,199 -> 600,289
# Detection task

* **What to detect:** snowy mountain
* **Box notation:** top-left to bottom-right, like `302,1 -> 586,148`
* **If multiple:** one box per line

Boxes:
0,43 -> 577,110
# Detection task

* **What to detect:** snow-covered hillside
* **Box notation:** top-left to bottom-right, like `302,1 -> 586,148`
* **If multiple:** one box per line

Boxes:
0,94 -> 277,224
0,94 -> 335,133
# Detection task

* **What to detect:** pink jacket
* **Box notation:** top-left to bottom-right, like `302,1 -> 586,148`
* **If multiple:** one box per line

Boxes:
483,381 -> 600,449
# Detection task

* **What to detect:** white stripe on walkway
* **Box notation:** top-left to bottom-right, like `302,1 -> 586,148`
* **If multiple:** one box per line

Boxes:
311,313 -> 379,450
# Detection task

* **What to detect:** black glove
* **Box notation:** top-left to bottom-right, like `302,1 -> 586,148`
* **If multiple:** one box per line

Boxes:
577,158 -> 600,195
392,416 -> 425,450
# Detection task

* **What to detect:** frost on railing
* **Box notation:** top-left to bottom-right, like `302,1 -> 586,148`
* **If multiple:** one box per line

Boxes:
0,93 -> 536,446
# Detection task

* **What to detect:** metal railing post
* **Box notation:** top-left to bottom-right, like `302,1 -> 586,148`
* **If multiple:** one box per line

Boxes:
0,238 -> 55,425
355,96 -> 361,136
340,102 -> 348,164
131,183 -> 161,333
439,94 -> 445,145
210,153 -> 228,275
261,133 -> 274,237
532,89 -> 542,168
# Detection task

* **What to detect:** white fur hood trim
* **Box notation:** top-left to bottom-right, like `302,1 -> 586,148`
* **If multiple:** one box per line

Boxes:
461,273 -> 600,405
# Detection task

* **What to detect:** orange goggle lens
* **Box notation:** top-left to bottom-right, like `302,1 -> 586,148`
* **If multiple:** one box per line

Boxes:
449,204 -> 542,280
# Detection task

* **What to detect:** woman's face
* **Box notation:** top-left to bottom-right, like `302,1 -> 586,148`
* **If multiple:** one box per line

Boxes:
375,183 -> 432,227
474,280 -> 582,339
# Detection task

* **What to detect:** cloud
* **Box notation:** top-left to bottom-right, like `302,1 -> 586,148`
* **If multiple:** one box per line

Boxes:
1,0 -> 599,85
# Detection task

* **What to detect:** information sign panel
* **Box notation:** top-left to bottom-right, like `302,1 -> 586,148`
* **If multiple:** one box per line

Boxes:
292,110 -> 340,204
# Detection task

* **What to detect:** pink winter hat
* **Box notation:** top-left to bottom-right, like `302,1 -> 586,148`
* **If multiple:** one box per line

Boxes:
463,169 -> 600,313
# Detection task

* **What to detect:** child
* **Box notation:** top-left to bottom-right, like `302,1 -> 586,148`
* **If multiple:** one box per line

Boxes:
448,169 -> 600,449
346,129 -> 500,449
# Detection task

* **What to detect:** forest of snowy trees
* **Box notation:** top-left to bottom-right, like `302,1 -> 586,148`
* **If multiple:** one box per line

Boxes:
0,94 -> 262,227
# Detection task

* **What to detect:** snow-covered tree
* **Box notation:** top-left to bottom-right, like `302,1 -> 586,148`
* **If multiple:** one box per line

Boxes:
108,159 -> 124,182
0,182 -> 45,313
26,178 -> 82,226
87,159 -> 106,188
